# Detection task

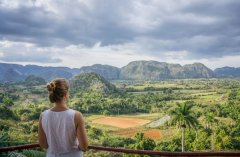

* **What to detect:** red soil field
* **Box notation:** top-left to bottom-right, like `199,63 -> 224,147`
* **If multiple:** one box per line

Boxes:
143,129 -> 162,140
91,117 -> 151,128
113,128 -> 162,140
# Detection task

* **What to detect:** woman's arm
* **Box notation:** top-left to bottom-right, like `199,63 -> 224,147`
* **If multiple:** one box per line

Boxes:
38,113 -> 48,149
75,111 -> 88,151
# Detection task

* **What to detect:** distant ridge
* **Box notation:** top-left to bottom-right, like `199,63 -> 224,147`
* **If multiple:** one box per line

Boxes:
120,61 -> 215,80
79,64 -> 120,80
0,63 -> 80,82
214,67 -> 240,77
0,61 -> 239,82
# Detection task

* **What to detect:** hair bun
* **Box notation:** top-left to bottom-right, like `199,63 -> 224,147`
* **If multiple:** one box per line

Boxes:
47,81 -> 56,92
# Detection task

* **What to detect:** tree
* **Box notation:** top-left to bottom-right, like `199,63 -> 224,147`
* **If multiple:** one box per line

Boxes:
3,95 -> 14,106
204,112 -> 218,129
125,132 -> 156,157
192,130 -> 211,151
169,103 -> 198,152
204,112 -> 218,150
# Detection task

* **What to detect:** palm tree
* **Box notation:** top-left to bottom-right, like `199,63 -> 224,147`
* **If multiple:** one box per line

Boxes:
204,112 -> 218,150
169,103 -> 198,152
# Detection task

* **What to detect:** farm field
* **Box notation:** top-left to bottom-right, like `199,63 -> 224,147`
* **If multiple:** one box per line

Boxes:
113,128 -> 162,139
88,113 -> 178,140
89,115 -> 164,140
91,116 -> 151,128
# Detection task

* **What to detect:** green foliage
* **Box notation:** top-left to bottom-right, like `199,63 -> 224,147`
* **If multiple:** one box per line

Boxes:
192,130 -> 211,150
131,132 -> 156,150
21,149 -> 46,157
3,95 -> 14,106
203,112 -> 218,129
0,133 -> 10,145
14,105 -> 48,121
0,105 -> 18,120
169,103 -> 198,129
155,138 -> 181,151
0,121 -> 10,131
8,150 -> 46,157
70,72 -> 118,94
169,102 -> 199,152
8,152 -> 27,157
88,127 -> 103,140
24,75 -> 46,86
124,133 -> 156,157
0,133 -> 46,157
3,78 -> 240,156
101,135 -> 134,147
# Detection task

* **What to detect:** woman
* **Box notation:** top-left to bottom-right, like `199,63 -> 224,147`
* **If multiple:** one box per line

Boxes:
38,78 -> 88,157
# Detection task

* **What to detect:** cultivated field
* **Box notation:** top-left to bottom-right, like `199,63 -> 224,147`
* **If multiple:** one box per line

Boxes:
113,128 -> 162,139
91,116 -> 151,128
89,114 -> 167,140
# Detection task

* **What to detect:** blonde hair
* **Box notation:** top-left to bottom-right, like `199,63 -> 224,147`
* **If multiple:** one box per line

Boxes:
47,78 -> 69,103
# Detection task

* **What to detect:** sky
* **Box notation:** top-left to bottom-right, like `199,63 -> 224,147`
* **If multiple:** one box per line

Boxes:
0,0 -> 240,69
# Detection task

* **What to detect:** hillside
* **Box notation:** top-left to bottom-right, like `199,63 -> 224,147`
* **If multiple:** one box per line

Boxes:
24,75 -> 46,86
80,64 -> 120,80
0,63 -> 80,82
3,61 -> 240,82
1,68 -> 25,82
120,61 -> 215,80
214,67 -> 240,77
183,63 -> 215,78
70,72 -> 117,94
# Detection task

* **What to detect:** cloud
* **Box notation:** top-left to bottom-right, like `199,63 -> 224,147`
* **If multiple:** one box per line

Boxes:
0,41 -> 61,63
0,0 -> 240,68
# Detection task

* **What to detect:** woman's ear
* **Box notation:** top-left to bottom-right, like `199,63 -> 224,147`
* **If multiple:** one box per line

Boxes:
64,92 -> 69,101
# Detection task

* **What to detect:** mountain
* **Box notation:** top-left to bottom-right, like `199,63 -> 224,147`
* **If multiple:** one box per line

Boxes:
0,61 -> 224,82
120,61 -> 215,80
120,61 -> 172,80
0,63 -> 25,81
183,63 -> 215,78
37,70 -> 73,81
2,68 -> 25,82
70,72 -> 117,94
79,64 -> 120,80
214,67 -> 240,77
0,63 -> 80,82
24,75 -> 46,86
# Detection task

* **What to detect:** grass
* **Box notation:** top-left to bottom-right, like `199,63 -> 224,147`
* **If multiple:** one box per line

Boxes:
118,113 -> 162,120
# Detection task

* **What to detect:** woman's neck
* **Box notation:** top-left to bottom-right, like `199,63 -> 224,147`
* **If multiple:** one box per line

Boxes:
51,101 -> 68,111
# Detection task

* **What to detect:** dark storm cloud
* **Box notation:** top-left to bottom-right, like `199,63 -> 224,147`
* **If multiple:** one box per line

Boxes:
0,0 -> 240,60
0,0 -> 135,47
0,7 -> 59,47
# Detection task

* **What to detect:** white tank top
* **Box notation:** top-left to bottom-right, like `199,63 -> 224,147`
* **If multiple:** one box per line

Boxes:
42,109 -> 83,157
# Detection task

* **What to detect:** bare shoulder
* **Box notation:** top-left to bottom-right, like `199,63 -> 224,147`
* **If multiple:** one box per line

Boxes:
39,112 -> 43,120
74,110 -> 84,122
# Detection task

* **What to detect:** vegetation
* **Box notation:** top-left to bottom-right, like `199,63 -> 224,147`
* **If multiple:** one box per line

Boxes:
1,75 -> 240,156
169,103 -> 198,152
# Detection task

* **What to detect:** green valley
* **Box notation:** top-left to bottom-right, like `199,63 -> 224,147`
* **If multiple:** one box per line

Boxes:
1,73 -> 240,156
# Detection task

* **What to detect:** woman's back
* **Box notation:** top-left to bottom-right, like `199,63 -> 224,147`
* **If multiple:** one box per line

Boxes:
38,78 -> 88,157
42,109 -> 83,157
